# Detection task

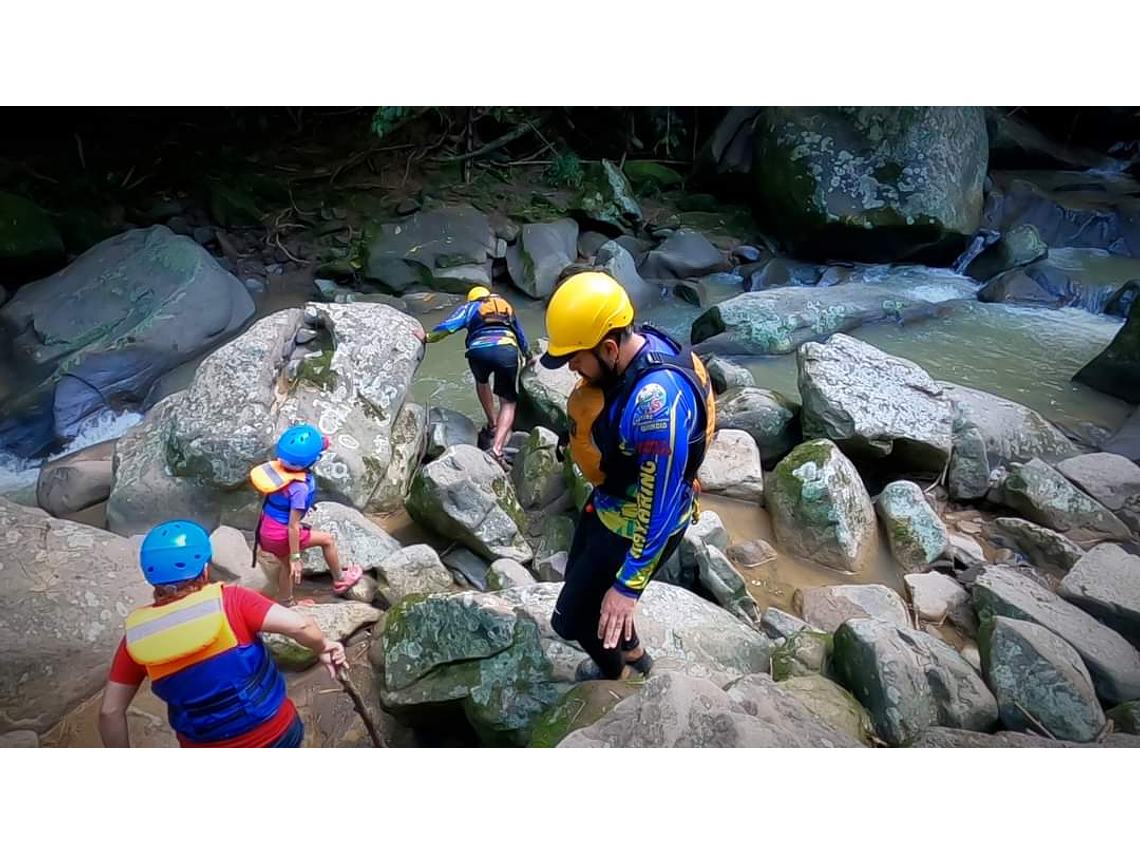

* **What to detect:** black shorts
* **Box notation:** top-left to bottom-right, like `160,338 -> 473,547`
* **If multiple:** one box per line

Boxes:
467,344 -> 520,402
551,502 -> 687,679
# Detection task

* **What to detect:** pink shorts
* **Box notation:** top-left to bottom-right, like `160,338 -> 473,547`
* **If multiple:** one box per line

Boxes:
258,515 -> 312,559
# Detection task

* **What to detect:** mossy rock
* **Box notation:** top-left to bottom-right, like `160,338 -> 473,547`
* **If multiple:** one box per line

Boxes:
623,161 -> 684,194
528,681 -> 640,747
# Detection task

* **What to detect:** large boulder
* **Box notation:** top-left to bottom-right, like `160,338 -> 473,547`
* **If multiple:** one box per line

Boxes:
108,307 -> 426,537
768,440 -> 878,573
690,284 -> 942,357
1076,298 -> 1140,405
570,159 -> 643,235
697,429 -> 764,502
798,334 -> 953,473
168,303 -> 423,508
990,458 -> 1131,544
517,339 -> 578,434
751,107 -> 988,263
1056,453 -> 1140,538
506,219 -> 578,299
406,444 -> 532,563
876,481 -> 950,571
0,499 -> 152,733
0,226 -> 255,457
106,394 -> 260,536
973,565 -> 1140,705
943,383 -> 1079,501
987,517 -> 1085,579
558,672 -> 861,748
639,229 -> 726,280
0,191 -> 64,283
374,582 -> 773,745
35,439 -> 116,518
361,205 -> 496,293
510,427 -> 566,510
296,502 -> 402,576
979,615 -> 1105,742
1057,544 -> 1140,649
833,618 -> 999,746
797,584 -> 910,634
714,386 -> 800,463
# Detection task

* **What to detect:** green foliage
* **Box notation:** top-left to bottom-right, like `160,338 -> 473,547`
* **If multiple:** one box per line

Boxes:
544,152 -> 584,189
371,107 -> 418,139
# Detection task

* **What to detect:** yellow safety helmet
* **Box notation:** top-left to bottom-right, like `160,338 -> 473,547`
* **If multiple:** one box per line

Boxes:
467,285 -> 491,302
541,272 -> 634,368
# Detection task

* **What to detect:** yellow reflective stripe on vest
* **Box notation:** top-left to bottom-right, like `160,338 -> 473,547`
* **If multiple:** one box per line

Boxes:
125,583 -> 230,669
125,597 -> 223,644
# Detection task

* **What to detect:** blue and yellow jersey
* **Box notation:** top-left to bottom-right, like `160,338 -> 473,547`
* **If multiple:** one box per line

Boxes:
426,296 -> 530,354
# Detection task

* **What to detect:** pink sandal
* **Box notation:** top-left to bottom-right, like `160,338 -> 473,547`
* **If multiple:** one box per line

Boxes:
333,564 -> 364,594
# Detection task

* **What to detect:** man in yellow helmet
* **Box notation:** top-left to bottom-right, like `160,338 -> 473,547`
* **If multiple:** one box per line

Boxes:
542,271 -> 716,681
414,285 -> 531,462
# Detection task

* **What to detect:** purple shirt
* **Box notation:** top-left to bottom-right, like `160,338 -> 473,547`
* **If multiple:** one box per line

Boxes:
286,480 -> 312,512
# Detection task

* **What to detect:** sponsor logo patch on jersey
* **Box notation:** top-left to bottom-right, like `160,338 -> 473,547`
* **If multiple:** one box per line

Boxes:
633,383 -> 667,424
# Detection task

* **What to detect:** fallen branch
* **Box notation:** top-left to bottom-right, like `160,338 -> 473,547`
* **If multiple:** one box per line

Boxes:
124,172 -> 152,191
288,142 -> 422,182
21,165 -> 60,184
1014,701 -> 1058,740
433,121 -> 538,164
924,455 -> 950,497
337,668 -> 386,748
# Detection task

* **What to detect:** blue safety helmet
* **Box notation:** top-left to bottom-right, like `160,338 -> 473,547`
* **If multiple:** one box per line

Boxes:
276,423 -> 326,469
139,520 -> 213,585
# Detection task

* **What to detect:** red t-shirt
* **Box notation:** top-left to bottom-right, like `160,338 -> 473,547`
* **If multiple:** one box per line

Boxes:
108,585 -> 297,748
